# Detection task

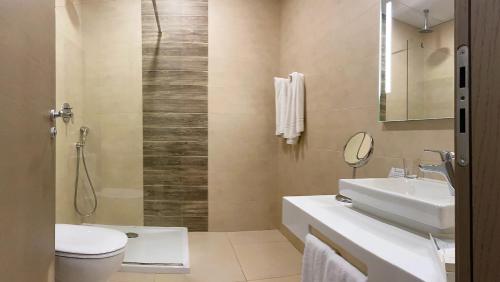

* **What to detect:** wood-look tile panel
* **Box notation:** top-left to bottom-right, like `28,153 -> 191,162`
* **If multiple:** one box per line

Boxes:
144,185 -> 207,201
144,170 -> 207,186
144,200 -> 182,217
143,98 -> 207,113
183,217 -> 208,231
142,0 -> 208,230
144,156 -> 207,170
144,215 -> 182,227
142,28 -> 208,43
142,1 -> 207,17
143,113 -> 207,127
142,42 -> 208,57
182,201 -> 208,217
142,15 -> 208,27
144,127 -> 207,142
143,85 -> 207,98
143,70 -> 208,86
143,56 -> 208,72
144,141 -> 208,156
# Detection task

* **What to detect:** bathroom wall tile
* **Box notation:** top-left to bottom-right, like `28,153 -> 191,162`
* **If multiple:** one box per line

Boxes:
144,185 -> 208,201
143,56 -> 208,72
208,0 -> 281,231
143,70 -> 208,87
144,215 -> 183,227
182,201 -> 209,217
183,217 -> 209,231
144,170 -> 207,186
144,113 -> 208,127
144,141 -> 208,156
142,42 -> 208,57
144,185 -> 186,201
144,128 -> 208,142
55,0 -> 85,225
90,193 -> 144,226
144,200 -> 183,217
142,0 -> 208,232
142,0 -> 208,17
144,156 -> 207,170
143,85 -> 207,99
144,98 -> 208,113
142,15 -> 208,27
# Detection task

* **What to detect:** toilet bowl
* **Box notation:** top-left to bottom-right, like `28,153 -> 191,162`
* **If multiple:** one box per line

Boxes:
55,224 -> 128,282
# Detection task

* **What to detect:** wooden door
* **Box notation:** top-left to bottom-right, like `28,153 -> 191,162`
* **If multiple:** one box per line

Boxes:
0,1 -> 55,281
470,0 -> 500,281
455,1 -> 472,281
456,0 -> 500,281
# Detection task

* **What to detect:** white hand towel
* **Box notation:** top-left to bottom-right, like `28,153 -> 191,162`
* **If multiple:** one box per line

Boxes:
302,234 -> 367,282
283,72 -> 305,144
274,77 -> 289,136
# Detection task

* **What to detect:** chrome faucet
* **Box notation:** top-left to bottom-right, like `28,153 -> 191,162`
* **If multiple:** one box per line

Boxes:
418,149 -> 455,196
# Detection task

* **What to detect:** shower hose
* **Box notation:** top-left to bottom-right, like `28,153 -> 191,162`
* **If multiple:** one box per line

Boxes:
74,144 -> 98,217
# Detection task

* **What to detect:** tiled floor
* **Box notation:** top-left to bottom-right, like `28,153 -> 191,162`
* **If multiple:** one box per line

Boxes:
109,230 -> 302,282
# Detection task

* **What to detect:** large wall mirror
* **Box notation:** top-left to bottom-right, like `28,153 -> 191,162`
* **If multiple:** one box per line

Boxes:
379,0 -> 454,122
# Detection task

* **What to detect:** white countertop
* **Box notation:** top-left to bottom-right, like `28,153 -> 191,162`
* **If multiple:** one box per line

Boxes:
283,195 -> 447,282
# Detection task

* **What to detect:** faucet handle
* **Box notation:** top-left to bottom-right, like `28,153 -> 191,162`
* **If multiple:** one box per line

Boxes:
424,149 -> 455,162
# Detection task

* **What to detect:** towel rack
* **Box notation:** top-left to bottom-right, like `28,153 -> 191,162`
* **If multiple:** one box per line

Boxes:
308,225 -> 368,275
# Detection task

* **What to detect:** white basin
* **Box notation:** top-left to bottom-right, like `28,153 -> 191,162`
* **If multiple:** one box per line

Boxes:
339,178 -> 455,234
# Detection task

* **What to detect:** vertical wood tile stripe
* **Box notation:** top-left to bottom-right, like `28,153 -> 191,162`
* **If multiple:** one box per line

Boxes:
142,0 -> 208,231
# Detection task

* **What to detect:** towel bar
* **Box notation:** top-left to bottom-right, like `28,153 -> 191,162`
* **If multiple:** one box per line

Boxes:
308,225 -> 368,275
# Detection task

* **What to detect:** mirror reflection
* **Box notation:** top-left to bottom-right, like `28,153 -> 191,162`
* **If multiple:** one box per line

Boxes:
343,132 -> 374,168
379,0 -> 455,121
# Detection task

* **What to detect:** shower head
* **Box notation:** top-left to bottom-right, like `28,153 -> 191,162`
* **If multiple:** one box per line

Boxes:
419,9 -> 433,33
80,126 -> 90,145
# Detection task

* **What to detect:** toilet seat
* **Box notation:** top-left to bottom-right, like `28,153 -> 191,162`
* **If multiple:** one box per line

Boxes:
56,224 -> 128,259
56,248 -> 125,259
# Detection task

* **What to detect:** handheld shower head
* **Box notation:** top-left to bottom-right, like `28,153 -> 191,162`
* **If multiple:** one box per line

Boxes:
80,126 -> 90,145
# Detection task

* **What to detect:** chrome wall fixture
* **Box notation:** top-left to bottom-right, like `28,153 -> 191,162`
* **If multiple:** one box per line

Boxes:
50,103 -> 74,123
152,0 -> 162,33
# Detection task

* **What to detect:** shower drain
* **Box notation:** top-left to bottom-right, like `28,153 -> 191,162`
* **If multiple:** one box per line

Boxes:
126,232 -> 139,239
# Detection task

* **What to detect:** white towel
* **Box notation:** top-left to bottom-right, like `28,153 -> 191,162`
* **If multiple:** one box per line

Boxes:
302,234 -> 367,282
274,77 -> 289,136
283,72 -> 305,144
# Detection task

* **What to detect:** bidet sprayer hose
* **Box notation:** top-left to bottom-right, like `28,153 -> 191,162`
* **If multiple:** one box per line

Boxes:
74,144 -> 98,217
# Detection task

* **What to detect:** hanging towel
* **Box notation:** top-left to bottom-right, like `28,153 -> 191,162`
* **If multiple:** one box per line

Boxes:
302,234 -> 367,282
283,72 -> 305,144
274,77 -> 289,136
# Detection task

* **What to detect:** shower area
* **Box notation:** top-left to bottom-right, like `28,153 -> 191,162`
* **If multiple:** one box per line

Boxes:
55,0 -> 208,272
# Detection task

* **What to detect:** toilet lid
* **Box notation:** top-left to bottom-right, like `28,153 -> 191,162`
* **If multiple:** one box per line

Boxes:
55,224 -> 128,255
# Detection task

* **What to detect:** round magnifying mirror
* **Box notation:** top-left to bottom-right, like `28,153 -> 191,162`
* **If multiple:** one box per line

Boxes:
343,132 -> 374,168
336,132 -> 374,203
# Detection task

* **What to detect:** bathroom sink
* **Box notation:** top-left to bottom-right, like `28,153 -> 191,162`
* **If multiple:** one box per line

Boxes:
339,178 -> 455,234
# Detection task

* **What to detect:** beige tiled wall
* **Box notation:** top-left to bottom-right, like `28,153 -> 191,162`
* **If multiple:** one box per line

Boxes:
387,18 -> 455,120
55,0 -> 84,224
208,0 -> 282,231
274,0 -> 454,225
81,0 -> 143,225
56,0 -> 143,225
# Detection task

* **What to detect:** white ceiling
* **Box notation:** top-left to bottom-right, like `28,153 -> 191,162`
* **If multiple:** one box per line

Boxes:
391,0 -> 454,28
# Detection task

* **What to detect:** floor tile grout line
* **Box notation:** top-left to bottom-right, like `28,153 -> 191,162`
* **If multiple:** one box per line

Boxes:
225,232 -> 249,282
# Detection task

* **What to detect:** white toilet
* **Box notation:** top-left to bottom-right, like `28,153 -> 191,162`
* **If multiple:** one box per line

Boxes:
55,224 -> 128,282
